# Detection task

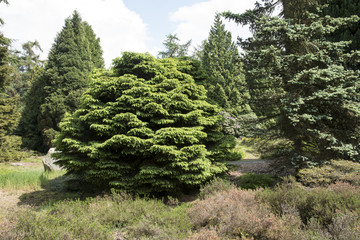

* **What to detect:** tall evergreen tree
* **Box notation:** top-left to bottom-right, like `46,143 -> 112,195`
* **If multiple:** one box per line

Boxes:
324,0 -> 360,61
158,34 -> 192,58
0,34 -> 10,90
202,14 -> 250,116
83,22 -> 104,69
8,41 -> 43,100
225,1 -> 360,166
0,5 -> 25,161
223,4 -> 284,131
19,11 -> 104,152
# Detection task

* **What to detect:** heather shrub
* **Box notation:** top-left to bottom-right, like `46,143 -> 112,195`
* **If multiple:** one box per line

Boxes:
259,179 -> 360,234
1,206 -> 112,240
188,187 -> 303,239
298,160 -> 360,187
198,177 -> 233,199
1,192 -> 192,240
327,212 -> 360,240
186,228 -> 220,240
88,194 -> 191,239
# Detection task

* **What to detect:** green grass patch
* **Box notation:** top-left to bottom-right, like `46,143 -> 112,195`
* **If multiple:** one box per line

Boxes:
234,173 -> 280,190
241,137 -> 293,159
0,167 -> 65,190
224,138 -> 247,161
21,156 -> 43,164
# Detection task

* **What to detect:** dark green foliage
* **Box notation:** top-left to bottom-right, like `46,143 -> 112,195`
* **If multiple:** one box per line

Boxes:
298,160 -> 360,187
279,13 -> 360,165
19,11 -> 104,152
324,0 -> 360,56
0,94 -> 23,162
235,173 -> 280,189
202,15 -> 251,116
17,72 -> 46,151
83,22 -> 104,69
55,52 -> 231,194
0,32 -> 24,162
225,2 -> 360,166
8,41 -> 44,100
0,33 -> 11,90
223,4 -> 285,131
158,34 -> 192,58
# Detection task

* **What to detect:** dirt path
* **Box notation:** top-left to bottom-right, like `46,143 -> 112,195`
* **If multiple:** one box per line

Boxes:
0,160 -> 44,218
0,190 -> 26,218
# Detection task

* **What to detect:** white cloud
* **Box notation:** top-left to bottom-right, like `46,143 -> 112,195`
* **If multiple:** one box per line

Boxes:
0,0 -> 151,67
170,0 -> 257,51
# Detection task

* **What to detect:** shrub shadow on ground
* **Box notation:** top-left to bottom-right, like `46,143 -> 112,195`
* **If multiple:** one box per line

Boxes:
17,174 -> 102,207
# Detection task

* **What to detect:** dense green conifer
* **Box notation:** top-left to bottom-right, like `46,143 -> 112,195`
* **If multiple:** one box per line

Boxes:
0,32 -> 23,161
202,15 -> 250,116
19,11 -> 104,152
323,0 -> 360,69
0,33 -> 10,90
225,1 -> 360,166
54,52 -> 232,194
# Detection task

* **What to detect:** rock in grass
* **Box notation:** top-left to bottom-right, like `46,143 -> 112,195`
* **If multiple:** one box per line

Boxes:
42,148 -> 62,172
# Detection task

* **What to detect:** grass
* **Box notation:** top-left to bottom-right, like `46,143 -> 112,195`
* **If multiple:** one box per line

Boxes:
234,173 -> 281,189
0,166 -> 65,191
241,137 -> 293,159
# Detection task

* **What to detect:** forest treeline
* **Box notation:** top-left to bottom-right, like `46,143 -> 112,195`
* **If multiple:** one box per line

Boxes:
0,0 -> 359,194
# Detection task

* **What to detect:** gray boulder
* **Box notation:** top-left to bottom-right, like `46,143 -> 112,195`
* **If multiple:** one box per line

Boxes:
42,148 -> 62,171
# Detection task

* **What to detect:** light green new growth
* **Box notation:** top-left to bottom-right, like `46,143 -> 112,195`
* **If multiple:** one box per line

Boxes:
55,52 -> 231,194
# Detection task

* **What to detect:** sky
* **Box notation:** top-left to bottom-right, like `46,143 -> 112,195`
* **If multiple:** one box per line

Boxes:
0,0 -> 258,67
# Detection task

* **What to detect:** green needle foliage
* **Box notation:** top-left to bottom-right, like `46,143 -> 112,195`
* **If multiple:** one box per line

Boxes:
55,52 -> 231,195
202,14 -> 251,116
18,11 -> 104,152
0,32 -> 24,162
324,0 -> 360,56
158,34 -> 192,58
225,1 -> 360,166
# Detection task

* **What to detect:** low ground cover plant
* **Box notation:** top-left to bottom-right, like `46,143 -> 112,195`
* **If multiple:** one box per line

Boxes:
298,160 -> 360,187
235,173 -> 280,190
1,192 -> 192,240
2,171 -> 360,239
258,177 -> 360,238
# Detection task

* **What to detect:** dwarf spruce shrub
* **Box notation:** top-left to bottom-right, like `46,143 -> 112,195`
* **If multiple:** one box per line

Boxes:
55,52 -> 231,194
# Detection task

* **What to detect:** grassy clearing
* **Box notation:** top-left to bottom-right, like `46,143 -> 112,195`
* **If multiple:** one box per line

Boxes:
0,166 -> 65,191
